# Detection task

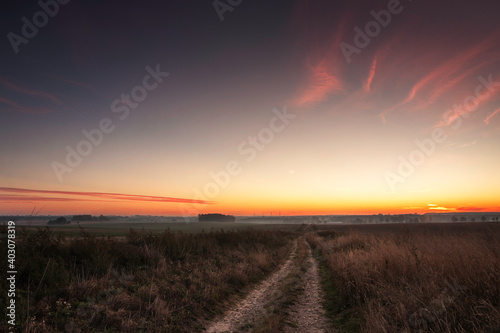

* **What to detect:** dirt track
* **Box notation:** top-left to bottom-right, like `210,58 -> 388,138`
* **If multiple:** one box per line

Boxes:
205,236 -> 332,332
283,243 -> 331,332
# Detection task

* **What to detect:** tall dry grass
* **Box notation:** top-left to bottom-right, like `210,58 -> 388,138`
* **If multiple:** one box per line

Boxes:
308,225 -> 500,332
0,227 -> 294,332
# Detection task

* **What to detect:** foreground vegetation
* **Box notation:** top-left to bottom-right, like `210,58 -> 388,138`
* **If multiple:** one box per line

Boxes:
0,227 -> 294,332
307,223 -> 500,332
2,222 -> 499,332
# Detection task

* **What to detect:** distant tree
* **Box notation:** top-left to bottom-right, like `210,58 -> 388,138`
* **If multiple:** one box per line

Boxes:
481,216 -> 486,222
73,215 -> 92,221
471,217 -> 476,222
451,216 -> 458,222
47,216 -> 69,225
460,216 -> 466,222
198,213 -> 235,222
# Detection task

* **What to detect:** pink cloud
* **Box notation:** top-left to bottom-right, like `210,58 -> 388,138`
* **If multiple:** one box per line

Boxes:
406,36 -> 493,102
0,78 -> 62,105
363,57 -> 377,93
0,187 -> 212,205
292,59 -> 345,107
436,88 -> 500,127
484,107 -> 500,124
0,96 -> 54,114
380,32 -> 500,122
455,206 -> 500,212
287,3 -> 352,109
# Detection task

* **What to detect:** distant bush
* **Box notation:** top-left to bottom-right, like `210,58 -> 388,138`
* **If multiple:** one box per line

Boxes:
72,215 -> 92,221
47,216 -> 69,225
198,213 -> 235,222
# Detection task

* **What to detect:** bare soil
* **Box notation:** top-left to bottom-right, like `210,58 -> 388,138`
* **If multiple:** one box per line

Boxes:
283,243 -> 331,332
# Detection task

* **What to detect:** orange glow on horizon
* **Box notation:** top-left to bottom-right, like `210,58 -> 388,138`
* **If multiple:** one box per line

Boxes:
6,193 -> 499,216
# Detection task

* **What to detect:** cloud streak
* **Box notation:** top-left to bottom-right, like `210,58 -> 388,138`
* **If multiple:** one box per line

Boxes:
436,88 -> 500,127
484,107 -> 500,124
293,59 -> 345,107
0,187 -> 212,205
363,57 -> 377,93
379,31 -> 500,122
0,78 -> 62,105
288,2 -> 351,108
0,96 -> 53,114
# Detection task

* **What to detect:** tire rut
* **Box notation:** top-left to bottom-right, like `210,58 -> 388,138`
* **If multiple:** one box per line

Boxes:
205,241 -> 298,333
283,241 -> 332,332
204,236 -> 333,332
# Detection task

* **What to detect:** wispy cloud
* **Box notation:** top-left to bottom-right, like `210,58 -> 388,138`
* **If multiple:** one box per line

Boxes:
428,206 -> 455,211
407,36 -> 492,100
292,59 -> 345,107
484,107 -> 500,124
427,203 -> 455,211
380,32 -> 500,123
458,139 -> 477,148
287,3 -> 350,109
0,187 -> 212,205
0,96 -> 53,114
0,77 -> 63,114
0,78 -> 62,105
427,59 -> 497,106
0,195 -> 105,203
436,89 -> 500,127
363,56 -> 377,93
455,206 -> 499,212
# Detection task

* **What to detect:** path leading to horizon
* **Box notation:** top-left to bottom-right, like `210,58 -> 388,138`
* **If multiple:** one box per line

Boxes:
205,236 -> 332,332
283,242 -> 331,333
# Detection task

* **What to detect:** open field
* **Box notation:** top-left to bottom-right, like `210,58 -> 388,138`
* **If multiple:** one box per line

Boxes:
1,222 -> 499,332
0,227 -> 295,332
308,222 -> 500,332
14,221 -> 306,236
14,220 -> 496,237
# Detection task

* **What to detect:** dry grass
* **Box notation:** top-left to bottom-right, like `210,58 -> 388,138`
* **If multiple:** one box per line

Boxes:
308,224 -> 500,332
0,227 -> 294,332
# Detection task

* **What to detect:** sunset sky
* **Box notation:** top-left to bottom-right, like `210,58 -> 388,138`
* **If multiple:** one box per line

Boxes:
1,0 -> 500,216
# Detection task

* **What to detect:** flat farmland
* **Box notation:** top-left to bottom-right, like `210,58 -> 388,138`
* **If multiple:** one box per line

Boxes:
23,221 -> 306,236
1,222 -> 498,332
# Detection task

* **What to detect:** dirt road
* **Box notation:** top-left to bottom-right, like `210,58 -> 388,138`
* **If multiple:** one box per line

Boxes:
205,236 -> 332,332
282,243 -> 331,332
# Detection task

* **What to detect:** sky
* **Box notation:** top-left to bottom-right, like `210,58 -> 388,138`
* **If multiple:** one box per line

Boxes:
1,0 -> 500,216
